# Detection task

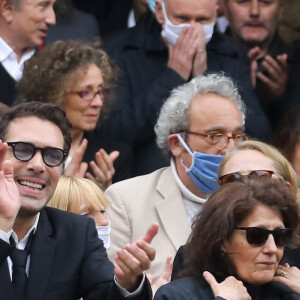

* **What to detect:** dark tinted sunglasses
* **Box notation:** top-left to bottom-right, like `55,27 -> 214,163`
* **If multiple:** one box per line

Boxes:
236,227 -> 293,247
219,170 -> 274,185
7,142 -> 68,167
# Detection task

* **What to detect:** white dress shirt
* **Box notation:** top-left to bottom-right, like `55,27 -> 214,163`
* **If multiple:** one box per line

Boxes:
0,37 -> 35,81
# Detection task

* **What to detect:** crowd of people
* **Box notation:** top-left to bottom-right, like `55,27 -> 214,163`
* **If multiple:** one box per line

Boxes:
0,0 -> 299,299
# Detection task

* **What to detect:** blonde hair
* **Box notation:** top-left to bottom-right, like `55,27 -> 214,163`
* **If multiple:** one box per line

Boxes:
48,176 -> 110,214
219,140 -> 299,197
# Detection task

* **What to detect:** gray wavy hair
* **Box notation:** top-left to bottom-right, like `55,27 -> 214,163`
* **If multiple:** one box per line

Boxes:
155,73 -> 246,157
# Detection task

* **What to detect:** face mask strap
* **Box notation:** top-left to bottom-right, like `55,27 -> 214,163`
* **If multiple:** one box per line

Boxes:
176,133 -> 193,155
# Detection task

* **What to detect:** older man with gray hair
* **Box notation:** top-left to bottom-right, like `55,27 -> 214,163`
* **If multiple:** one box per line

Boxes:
0,0 -> 56,105
105,73 -> 248,283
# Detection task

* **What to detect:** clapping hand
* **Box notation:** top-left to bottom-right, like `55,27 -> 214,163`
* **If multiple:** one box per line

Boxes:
115,223 -> 159,292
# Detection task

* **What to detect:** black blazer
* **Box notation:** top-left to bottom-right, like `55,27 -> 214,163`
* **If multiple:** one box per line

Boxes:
0,207 -> 151,300
154,276 -> 300,300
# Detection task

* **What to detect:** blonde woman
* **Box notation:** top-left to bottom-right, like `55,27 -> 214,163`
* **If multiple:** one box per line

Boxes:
48,176 -> 111,248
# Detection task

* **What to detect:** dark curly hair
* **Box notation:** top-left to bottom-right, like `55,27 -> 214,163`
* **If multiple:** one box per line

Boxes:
16,40 -> 118,119
178,176 -> 299,284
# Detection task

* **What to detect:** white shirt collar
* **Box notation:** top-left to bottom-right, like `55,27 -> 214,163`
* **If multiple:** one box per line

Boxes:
0,36 -> 35,81
11,212 -> 40,249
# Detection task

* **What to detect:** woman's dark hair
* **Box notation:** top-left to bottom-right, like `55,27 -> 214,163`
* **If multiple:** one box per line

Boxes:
16,40 -> 118,119
0,102 -> 72,152
272,106 -> 300,165
178,176 -> 299,283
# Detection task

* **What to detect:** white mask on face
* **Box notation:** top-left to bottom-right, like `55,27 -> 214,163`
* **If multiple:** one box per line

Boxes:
161,2 -> 215,46
96,220 -> 111,249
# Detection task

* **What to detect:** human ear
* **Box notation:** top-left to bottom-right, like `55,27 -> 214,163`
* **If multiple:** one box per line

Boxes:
0,0 -> 14,23
155,0 -> 164,25
168,134 -> 183,157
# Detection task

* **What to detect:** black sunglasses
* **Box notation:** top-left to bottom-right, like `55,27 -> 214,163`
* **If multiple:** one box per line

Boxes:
7,142 -> 68,167
235,227 -> 293,247
219,170 -> 274,185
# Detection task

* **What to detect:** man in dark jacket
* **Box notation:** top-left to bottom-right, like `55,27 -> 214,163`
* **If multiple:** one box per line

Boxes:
223,0 -> 300,129
101,0 -> 271,176
0,102 -> 155,300
0,0 -> 56,106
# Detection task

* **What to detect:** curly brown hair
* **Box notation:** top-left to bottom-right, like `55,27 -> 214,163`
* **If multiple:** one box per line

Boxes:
16,40 -> 118,119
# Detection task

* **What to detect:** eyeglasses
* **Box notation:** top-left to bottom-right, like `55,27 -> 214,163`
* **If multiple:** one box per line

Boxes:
235,227 -> 293,247
7,142 -> 68,167
186,131 -> 250,150
70,86 -> 110,101
219,170 -> 274,185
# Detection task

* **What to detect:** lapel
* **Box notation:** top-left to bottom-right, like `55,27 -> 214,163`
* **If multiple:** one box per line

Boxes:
155,167 -> 191,250
0,259 -> 14,299
26,209 -> 56,300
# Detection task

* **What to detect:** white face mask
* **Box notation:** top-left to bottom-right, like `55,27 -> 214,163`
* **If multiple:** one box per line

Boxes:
96,220 -> 111,249
161,2 -> 215,46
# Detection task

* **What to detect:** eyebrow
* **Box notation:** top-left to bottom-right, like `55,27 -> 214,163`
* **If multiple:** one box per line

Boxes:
203,126 -> 244,134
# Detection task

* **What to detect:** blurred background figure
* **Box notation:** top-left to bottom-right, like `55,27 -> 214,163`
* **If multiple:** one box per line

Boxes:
272,106 -> 300,186
223,0 -> 300,130
48,176 -> 111,248
46,0 -> 99,44
17,40 -> 133,189
155,177 -> 300,300
0,0 -> 56,106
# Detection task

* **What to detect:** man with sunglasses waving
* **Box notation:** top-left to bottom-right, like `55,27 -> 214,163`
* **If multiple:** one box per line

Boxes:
0,101 -> 156,300
105,73 -> 249,284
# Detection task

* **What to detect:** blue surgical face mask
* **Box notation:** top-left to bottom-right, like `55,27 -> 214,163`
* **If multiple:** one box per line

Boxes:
177,134 -> 223,195
161,2 -> 215,46
147,0 -> 156,12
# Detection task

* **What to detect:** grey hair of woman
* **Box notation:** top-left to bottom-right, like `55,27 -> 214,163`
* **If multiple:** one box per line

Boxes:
155,73 -> 246,157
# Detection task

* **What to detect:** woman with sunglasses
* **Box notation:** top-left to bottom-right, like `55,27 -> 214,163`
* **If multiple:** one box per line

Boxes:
16,40 -> 132,190
218,140 -> 299,198
154,176 -> 299,300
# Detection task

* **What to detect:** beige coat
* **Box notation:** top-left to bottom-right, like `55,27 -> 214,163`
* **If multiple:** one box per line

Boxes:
105,167 -> 191,282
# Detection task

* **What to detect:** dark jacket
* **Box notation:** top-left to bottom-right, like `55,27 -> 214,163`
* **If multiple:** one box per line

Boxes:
154,276 -> 300,300
0,63 -> 16,106
101,12 -> 272,176
0,207 -> 151,300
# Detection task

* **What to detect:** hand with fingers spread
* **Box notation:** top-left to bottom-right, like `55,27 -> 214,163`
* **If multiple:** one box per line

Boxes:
115,223 -> 159,292
203,271 -> 251,300
148,255 -> 173,295
248,46 -> 261,87
167,24 -> 204,80
257,54 -> 288,98
0,140 -> 20,232
64,139 -> 88,177
86,149 -> 119,190
273,263 -> 300,295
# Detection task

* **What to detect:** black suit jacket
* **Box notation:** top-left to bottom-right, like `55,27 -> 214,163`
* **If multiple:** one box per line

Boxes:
154,276 -> 300,300
0,63 -> 16,106
0,207 -> 151,300
101,12 -> 272,176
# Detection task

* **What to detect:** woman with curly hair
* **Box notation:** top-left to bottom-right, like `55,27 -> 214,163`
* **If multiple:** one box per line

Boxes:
17,40 -> 132,189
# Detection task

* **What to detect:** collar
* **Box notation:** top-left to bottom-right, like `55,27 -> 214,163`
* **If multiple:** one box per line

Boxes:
0,36 -> 35,65
171,158 -> 206,204
11,213 -> 40,248
0,36 -> 14,62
